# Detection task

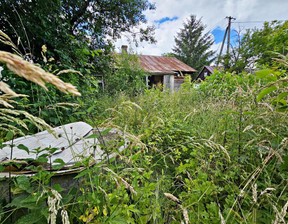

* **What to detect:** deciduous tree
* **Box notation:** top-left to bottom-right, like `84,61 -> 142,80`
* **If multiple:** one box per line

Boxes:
223,20 -> 288,72
0,0 -> 156,64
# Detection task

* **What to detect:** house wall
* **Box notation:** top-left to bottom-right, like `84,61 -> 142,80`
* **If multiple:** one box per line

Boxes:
174,76 -> 185,90
163,75 -> 174,93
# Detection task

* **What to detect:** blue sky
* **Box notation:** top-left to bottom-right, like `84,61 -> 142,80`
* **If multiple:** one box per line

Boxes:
154,16 -> 179,27
152,16 -> 240,47
153,17 -> 239,46
211,27 -> 239,45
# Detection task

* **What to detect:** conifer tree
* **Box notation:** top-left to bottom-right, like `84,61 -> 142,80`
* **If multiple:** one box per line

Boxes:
172,15 -> 215,73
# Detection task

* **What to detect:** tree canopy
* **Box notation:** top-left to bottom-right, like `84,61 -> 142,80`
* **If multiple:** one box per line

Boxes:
0,0 -> 156,64
0,0 -> 156,129
223,20 -> 288,72
244,20 -> 288,66
172,15 -> 215,73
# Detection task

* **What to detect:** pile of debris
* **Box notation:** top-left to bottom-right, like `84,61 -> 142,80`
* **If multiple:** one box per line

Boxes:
0,122 -> 127,177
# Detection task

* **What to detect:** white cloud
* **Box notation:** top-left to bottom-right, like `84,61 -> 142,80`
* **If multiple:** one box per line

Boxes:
114,0 -> 288,56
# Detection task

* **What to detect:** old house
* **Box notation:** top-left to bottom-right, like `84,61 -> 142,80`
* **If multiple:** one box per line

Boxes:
138,55 -> 197,92
121,45 -> 197,92
196,65 -> 223,81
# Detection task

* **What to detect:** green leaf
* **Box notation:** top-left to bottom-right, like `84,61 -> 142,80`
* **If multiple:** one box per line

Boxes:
0,165 -> 4,173
17,144 -> 30,154
53,158 -> 65,165
277,92 -> 288,100
53,183 -> 65,192
256,69 -> 278,81
86,133 -> 100,139
109,216 -> 127,224
40,207 -> 49,219
6,131 -> 13,141
102,128 -> 112,135
276,105 -> 288,112
16,176 -> 32,193
85,68 -> 91,74
35,156 -> 48,163
7,194 -> 39,210
52,158 -> 66,169
277,99 -> 287,106
74,169 -> 89,179
257,86 -> 277,102
118,141 -> 125,147
47,147 -> 59,154
280,155 -> 288,171
82,48 -> 90,55
87,105 -> 95,113
15,210 -> 44,224
93,50 -> 101,56
6,195 -> 27,208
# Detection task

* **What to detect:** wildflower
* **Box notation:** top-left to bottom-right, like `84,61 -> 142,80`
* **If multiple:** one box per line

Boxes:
252,183 -> 257,203
239,189 -> 245,198
42,45 -> 47,53
61,209 -> 70,224
164,193 -> 181,204
47,189 -> 62,224
79,206 -> 100,223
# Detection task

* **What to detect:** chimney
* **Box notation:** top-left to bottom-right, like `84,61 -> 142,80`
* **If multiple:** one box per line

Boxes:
121,45 -> 128,54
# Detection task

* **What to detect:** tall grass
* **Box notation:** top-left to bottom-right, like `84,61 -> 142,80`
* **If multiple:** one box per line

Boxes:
0,30 -> 81,136
86,73 -> 288,223
1,30 -> 288,222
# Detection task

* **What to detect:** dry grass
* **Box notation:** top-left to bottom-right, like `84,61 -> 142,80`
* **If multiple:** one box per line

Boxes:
164,193 -> 190,224
0,30 -> 81,108
0,108 -> 54,135
0,51 -> 81,97
0,30 -> 81,136
0,30 -> 21,56
0,51 -> 81,109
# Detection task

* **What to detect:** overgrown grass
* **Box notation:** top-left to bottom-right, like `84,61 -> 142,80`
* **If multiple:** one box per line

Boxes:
84,72 -> 288,223
1,69 -> 288,223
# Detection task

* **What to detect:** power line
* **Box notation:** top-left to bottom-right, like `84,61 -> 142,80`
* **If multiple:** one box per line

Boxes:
233,21 -> 266,24
233,19 -> 288,24
207,18 -> 226,32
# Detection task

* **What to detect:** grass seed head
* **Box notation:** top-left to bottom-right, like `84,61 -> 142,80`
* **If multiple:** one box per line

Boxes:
0,51 -> 81,96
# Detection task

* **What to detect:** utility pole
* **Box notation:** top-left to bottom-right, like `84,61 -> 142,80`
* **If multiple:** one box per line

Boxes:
226,16 -> 235,54
217,16 -> 236,65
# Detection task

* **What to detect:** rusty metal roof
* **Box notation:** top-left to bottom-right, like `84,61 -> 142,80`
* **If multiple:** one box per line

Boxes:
204,65 -> 223,73
137,55 -> 197,74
